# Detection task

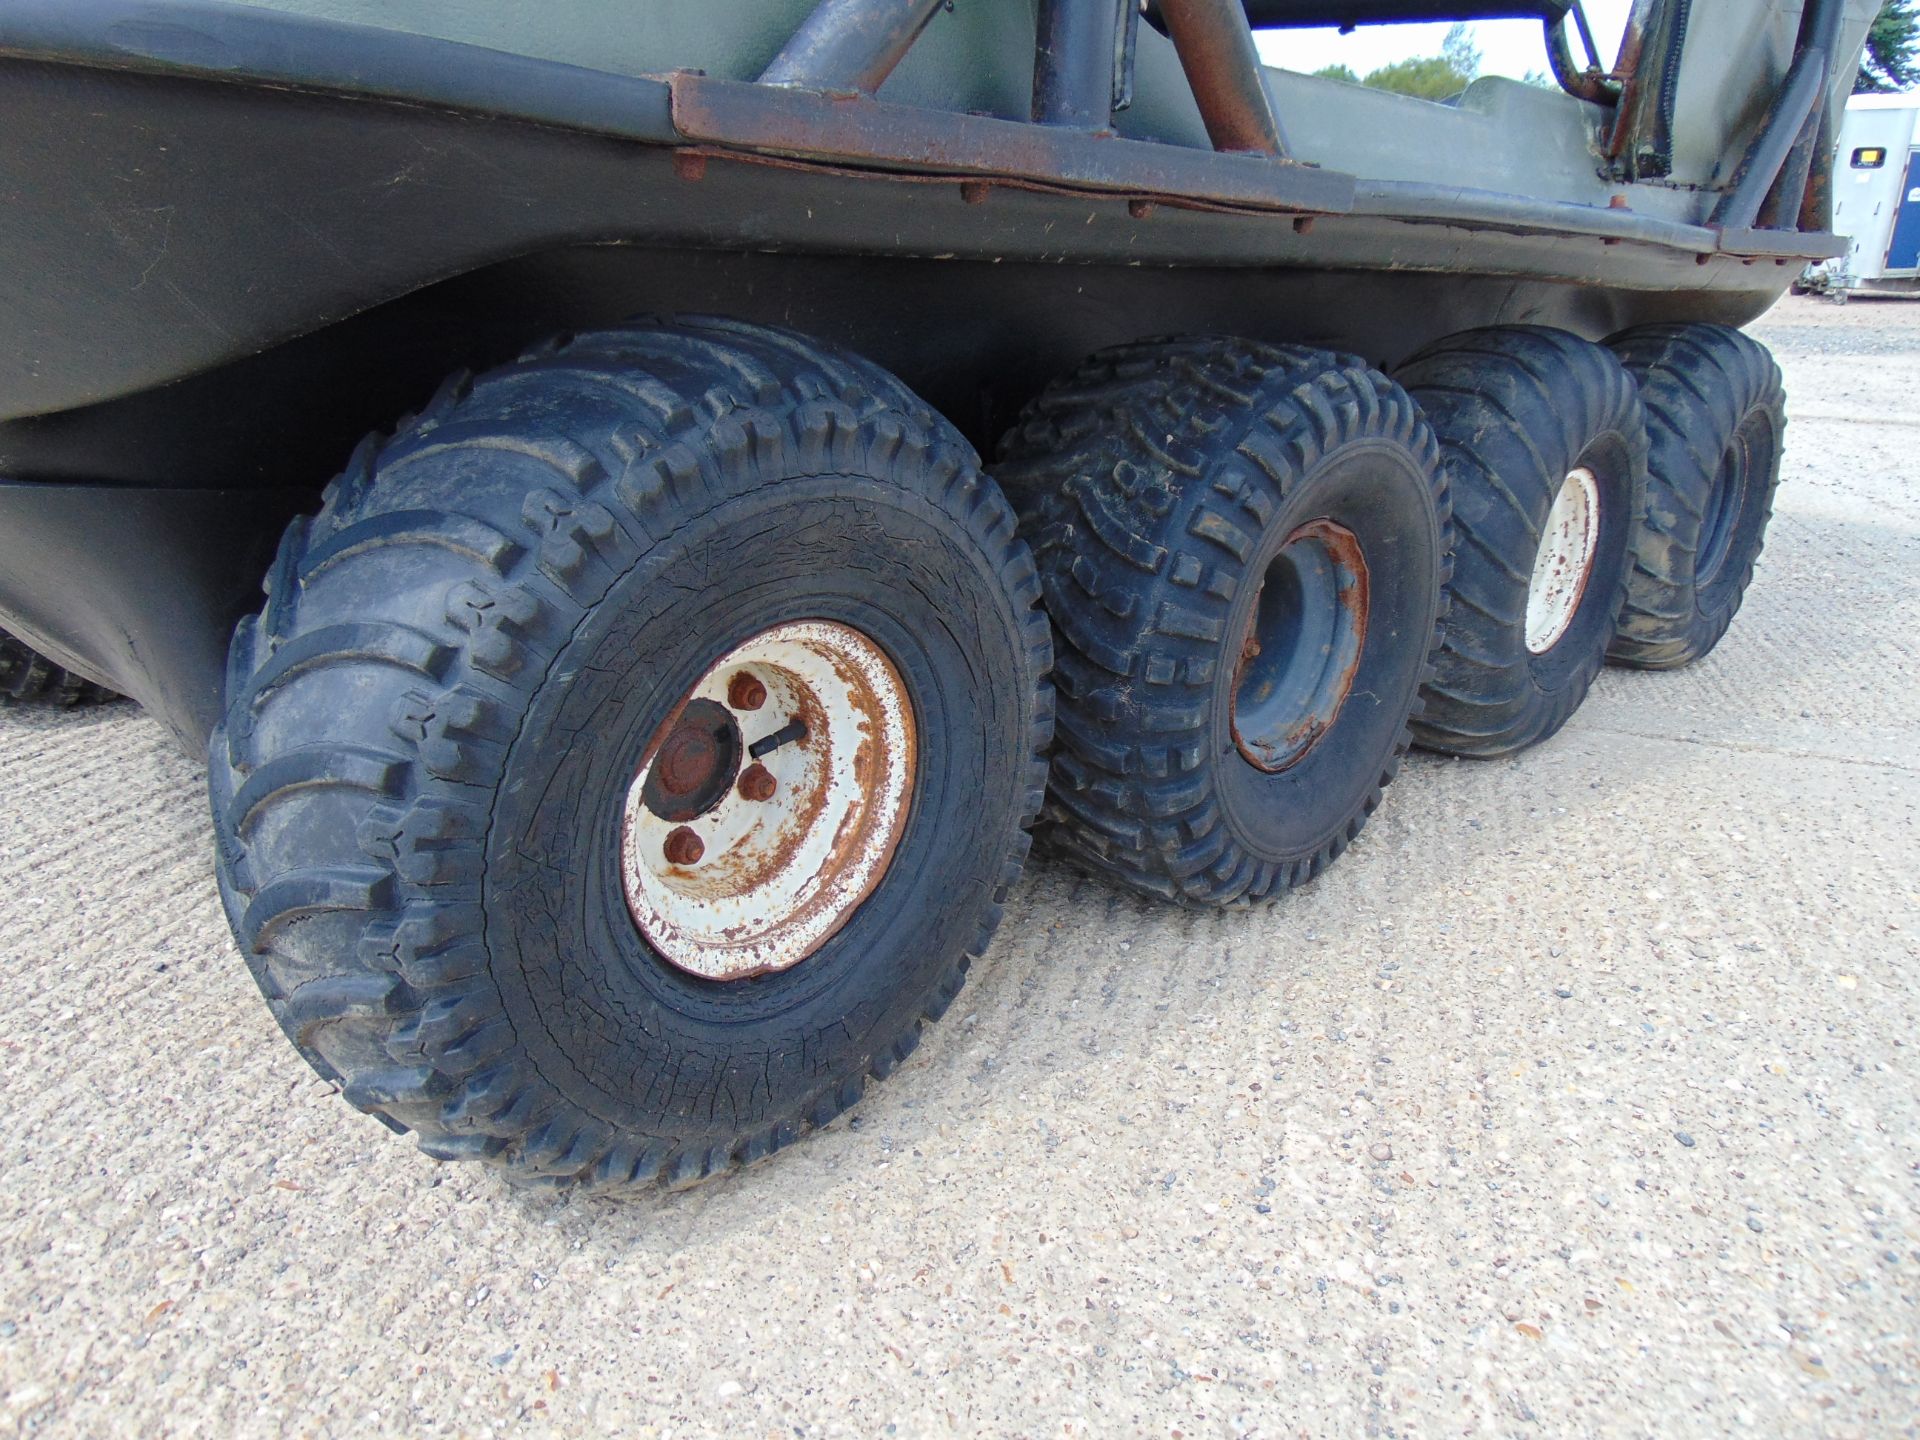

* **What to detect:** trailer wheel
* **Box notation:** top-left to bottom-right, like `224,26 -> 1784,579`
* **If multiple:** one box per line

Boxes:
0,628 -> 117,708
212,319 -> 1051,1192
1605,324 -> 1786,669
1397,327 -> 1647,756
998,339 -> 1448,906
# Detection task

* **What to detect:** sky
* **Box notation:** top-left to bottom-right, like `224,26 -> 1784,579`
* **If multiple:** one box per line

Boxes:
1251,1 -> 1636,82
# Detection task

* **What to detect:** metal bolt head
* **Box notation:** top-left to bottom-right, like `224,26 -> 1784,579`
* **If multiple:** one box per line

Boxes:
728,672 -> 767,711
737,762 -> 777,802
663,826 -> 705,866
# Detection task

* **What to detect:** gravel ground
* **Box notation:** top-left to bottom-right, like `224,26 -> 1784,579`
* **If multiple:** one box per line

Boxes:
1,295 -> 1916,1439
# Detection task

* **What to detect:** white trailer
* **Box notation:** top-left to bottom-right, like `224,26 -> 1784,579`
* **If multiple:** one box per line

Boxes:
1803,93 -> 1920,299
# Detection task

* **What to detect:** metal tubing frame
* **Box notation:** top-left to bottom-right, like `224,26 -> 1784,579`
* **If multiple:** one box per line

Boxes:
1543,12 -> 1617,104
1155,0 -> 1289,155
1597,0 -> 1653,167
755,0 -> 1851,239
1792,96 -> 1836,234
1033,0 -> 1125,128
1567,0 -> 1601,69
1709,0 -> 1844,230
1759,93 -> 1824,230
1228,0 -> 1563,22
758,0 -> 948,93
1758,0 -> 1845,230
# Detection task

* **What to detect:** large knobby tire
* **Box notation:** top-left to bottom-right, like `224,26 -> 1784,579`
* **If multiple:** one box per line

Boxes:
1397,326 -> 1648,757
0,629 -> 117,708
212,318 -> 1051,1193
1605,324 -> 1786,669
998,338 -> 1450,907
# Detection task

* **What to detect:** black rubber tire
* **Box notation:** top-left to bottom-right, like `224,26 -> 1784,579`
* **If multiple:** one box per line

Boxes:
0,628 -> 117,708
1604,324 -> 1786,669
1397,326 -> 1648,757
211,318 -> 1052,1193
997,337 -> 1449,907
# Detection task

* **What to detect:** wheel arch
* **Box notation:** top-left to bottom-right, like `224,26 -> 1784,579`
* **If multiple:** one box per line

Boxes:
0,240 -> 1779,751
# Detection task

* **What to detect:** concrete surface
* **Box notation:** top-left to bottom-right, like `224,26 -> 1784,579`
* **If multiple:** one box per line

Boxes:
1,295 -> 1916,1439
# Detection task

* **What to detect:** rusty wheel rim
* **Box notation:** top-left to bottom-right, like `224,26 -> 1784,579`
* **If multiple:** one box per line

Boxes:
621,620 -> 915,982
1525,465 -> 1602,655
1231,519 -> 1370,773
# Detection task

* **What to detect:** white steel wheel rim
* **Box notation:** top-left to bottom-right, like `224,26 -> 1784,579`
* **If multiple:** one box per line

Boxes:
1525,466 -> 1602,655
621,620 -> 915,982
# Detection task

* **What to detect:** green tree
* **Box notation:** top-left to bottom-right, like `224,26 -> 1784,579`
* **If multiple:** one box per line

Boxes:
1857,0 -> 1920,92
1312,63 -> 1360,84
1358,22 -> 1481,101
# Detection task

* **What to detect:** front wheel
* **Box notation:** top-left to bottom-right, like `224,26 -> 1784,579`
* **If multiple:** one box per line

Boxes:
213,319 -> 1051,1192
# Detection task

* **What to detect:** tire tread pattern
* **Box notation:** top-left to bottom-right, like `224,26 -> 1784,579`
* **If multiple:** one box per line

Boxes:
212,319 -> 1052,1193
1397,326 -> 1648,756
0,629 -> 118,708
1606,323 -> 1786,669
998,338 -> 1450,907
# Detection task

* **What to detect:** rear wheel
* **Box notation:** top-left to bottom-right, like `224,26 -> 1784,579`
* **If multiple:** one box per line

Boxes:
1605,324 -> 1786,669
212,318 -> 1051,1192
0,629 -> 117,708
1397,326 -> 1647,756
998,338 -> 1449,906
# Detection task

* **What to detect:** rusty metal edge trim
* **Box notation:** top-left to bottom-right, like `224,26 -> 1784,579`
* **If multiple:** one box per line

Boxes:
1714,227 -> 1846,261
1355,181 -> 1847,262
667,71 -> 1355,215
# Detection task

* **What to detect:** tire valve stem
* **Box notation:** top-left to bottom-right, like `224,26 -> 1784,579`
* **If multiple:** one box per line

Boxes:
737,763 -> 777,802
749,719 -> 807,760
663,826 -> 705,866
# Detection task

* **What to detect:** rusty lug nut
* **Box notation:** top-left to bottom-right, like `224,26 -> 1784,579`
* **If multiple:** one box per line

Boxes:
737,763 -> 777,802
662,826 -> 705,866
727,672 -> 767,711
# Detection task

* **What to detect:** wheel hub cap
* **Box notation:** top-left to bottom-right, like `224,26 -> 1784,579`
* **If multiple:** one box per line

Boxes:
621,621 -> 915,982
639,699 -> 742,823
1525,466 -> 1601,656
1231,519 -> 1370,773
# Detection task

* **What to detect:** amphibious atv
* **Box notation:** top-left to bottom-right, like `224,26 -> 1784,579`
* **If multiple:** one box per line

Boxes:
0,0 -> 1871,1191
